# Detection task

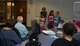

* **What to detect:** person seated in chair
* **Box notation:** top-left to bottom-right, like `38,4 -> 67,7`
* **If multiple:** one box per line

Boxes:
15,16 -> 29,41
51,22 -> 80,46
1,21 -> 21,46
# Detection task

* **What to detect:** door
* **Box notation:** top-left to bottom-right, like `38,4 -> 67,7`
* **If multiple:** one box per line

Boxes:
15,1 -> 27,26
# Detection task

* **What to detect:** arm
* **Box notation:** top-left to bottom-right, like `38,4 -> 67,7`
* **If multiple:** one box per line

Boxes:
58,16 -> 62,23
12,31 -> 22,44
22,25 -> 29,35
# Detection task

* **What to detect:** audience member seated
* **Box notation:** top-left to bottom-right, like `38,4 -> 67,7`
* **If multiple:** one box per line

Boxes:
15,16 -> 29,41
73,21 -> 80,41
25,32 -> 41,46
31,19 -> 41,34
51,22 -> 80,46
38,33 -> 55,46
1,21 -> 22,46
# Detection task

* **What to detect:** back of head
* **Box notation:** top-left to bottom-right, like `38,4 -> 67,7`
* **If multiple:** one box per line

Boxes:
29,32 -> 39,41
42,7 -> 46,11
25,32 -> 41,46
56,11 -> 60,15
49,10 -> 54,16
4,20 -> 15,28
17,16 -> 23,22
63,22 -> 77,36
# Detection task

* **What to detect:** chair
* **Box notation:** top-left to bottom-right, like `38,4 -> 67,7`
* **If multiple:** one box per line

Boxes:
12,28 -> 21,39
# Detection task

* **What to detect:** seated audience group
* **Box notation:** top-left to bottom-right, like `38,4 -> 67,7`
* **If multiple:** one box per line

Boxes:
0,15 -> 80,46
0,16 -> 29,46
0,20 -> 22,46
51,22 -> 80,46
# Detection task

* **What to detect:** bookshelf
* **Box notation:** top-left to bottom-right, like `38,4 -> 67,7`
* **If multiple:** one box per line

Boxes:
0,1 -> 6,22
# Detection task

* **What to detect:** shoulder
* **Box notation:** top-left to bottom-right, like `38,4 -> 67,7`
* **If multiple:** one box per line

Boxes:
54,38 -> 64,41
51,38 -> 65,46
73,33 -> 80,40
52,38 -> 64,44
72,39 -> 80,46
73,39 -> 80,43
15,22 -> 24,27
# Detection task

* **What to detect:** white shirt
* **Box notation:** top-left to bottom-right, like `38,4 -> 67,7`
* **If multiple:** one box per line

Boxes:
58,23 -> 63,28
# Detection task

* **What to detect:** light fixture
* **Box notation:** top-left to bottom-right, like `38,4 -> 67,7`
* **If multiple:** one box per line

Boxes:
7,2 -> 14,6
7,2 -> 11,6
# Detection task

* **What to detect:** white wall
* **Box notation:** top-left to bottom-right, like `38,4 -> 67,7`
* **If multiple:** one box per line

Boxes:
27,0 -> 80,27
35,0 -> 74,20
27,0 -> 36,27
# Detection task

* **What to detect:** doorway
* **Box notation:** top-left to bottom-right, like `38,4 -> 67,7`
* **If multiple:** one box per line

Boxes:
15,1 -> 27,26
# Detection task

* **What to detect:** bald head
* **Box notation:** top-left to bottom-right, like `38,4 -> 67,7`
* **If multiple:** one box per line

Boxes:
17,16 -> 23,23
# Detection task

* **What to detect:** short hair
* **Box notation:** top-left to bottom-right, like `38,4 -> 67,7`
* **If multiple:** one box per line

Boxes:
42,7 -> 46,10
63,22 -> 77,36
17,16 -> 23,22
4,20 -> 15,28
56,11 -> 60,14
49,10 -> 54,16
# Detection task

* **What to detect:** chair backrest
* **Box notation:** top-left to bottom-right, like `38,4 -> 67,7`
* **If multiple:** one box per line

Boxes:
12,28 -> 21,39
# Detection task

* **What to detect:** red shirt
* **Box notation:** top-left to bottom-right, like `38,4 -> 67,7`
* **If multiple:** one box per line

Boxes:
48,16 -> 54,25
75,21 -> 80,28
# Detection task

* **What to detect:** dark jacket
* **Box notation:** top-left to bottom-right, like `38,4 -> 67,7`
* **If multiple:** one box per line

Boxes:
1,29 -> 22,46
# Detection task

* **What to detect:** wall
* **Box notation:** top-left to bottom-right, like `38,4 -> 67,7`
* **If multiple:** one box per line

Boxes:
27,0 -> 36,27
27,0 -> 80,27
35,0 -> 74,21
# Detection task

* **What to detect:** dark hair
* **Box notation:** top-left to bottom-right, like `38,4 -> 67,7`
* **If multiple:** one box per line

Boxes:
25,32 -> 41,46
4,20 -> 15,28
63,22 -> 77,36
56,11 -> 60,14
29,32 -> 39,41
49,10 -> 54,16
73,20 -> 76,22
42,7 -> 46,10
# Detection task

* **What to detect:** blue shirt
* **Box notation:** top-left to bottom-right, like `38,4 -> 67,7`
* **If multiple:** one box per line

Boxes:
15,22 -> 29,38
54,16 -> 62,26
1,29 -> 21,46
55,16 -> 61,23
